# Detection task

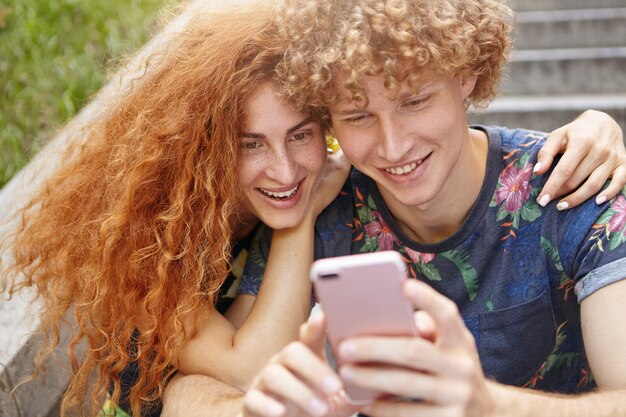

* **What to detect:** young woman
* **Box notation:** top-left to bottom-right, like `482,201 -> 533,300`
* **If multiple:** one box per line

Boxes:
1,1 -> 624,417
0,3 -> 344,416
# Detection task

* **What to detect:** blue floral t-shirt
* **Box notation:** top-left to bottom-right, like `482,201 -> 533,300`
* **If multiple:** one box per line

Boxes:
239,125 -> 626,393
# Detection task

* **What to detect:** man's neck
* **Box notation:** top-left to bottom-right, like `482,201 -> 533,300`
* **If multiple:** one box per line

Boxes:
382,128 -> 489,245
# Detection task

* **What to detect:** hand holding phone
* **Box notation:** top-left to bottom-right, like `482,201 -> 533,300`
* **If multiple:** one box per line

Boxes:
310,250 -> 417,404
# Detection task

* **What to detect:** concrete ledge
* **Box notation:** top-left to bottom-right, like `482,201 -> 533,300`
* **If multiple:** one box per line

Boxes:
514,8 -> 626,50
509,0 -> 626,12
502,47 -> 626,95
469,94 -> 626,133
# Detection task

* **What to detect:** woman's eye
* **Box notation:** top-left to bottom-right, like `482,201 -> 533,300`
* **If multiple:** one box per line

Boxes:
292,131 -> 311,141
241,141 -> 260,150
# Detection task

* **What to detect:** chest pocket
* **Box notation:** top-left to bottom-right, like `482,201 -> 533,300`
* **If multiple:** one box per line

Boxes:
477,291 -> 556,386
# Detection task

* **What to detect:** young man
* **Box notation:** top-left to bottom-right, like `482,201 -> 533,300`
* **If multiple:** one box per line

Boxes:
231,0 -> 626,416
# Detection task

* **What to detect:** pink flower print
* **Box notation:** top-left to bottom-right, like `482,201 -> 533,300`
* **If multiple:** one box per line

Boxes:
496,163 -> 533,212
405,247 -> 435,264
363,211 -> 400,250
608,195 -> 626,234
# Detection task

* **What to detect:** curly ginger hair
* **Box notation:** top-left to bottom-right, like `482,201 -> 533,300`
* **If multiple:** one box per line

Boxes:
273,0 -> 514,113
1,1 -> 286,415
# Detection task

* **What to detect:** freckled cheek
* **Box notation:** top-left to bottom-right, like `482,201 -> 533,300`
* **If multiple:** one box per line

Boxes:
238,158 -> 268,188
297,141 -> 327,174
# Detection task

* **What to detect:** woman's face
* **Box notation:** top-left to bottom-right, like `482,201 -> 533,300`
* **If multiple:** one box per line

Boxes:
238,83 -> 327,230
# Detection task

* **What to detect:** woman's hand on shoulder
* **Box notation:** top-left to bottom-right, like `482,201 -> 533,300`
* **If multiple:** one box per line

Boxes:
535,110 -> 626,210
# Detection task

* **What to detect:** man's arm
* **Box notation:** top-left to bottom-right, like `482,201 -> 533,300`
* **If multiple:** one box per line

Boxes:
161,374 -> 244,417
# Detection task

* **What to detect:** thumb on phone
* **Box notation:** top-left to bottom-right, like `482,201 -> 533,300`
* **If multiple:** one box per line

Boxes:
299,312 -> 328,357
414,310 -> 437,342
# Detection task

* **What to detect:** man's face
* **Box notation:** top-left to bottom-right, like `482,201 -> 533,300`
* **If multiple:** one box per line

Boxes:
328,72 -> 476,210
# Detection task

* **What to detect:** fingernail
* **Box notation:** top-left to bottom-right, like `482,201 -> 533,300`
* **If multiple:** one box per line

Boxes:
309,398 -> 328,416
538,194 -> 551,207
533,162 -> 543,173
359,405 -> 374,414
323,375 -> 342,394
268,402 -> 285,417
338,342 -> 356,359
596,195 -> 607,205
339,366 -> 355,382
556,201 -> 569,211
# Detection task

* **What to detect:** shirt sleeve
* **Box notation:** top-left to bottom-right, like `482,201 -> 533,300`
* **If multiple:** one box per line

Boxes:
237,224 -> 272,296
567,192 -> 626,303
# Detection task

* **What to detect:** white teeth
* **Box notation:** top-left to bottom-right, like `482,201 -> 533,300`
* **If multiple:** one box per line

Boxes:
260,185 -> 299,199
385,160 -> 420,175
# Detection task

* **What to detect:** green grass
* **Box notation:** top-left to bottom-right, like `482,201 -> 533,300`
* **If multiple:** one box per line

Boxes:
0,0 -> 166,188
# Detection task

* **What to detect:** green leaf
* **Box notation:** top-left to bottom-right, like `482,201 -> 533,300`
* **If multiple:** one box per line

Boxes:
496,205 -> 508,222
512,212 -> 520,230
609,233 -> 625,251
521,202 -> 542,223
418,262 -> 442,281
519,152 -> 531,167
441,250 -> 478,301
361,238 -> 379,253
367,194 -> 377,211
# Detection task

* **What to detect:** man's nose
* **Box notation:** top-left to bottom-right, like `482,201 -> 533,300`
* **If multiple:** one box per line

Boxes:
377,117 -> 412,163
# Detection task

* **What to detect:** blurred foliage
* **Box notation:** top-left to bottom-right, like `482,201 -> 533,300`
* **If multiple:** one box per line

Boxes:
0,0 -> 166,188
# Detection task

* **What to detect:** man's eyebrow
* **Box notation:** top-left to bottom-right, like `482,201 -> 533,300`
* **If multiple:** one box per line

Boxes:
241,117 -> 312,138
400,82 -> 436,98
333,108 -> 368,115
286,117 -> 313,134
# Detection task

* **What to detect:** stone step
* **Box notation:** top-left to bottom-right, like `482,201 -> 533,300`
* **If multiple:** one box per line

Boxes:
501,47 -> 626,95
509,0 -> 626,12
514,8 -> 626,50
468,94 -> 626,134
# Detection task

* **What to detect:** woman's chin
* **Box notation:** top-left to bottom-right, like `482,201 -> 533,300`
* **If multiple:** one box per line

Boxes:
260,208 -> 306,230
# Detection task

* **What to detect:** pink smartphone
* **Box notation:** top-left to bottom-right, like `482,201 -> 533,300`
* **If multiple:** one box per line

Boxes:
310,250 -> 417,404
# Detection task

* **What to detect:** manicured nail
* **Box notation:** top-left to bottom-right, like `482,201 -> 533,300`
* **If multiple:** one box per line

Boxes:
323,375 -> 342,394
538,194 -> 551,207
596,195 -> 607,205
338,342 -> 356,359
533,162 -> 543,173
556,201 -> 569,211
309,398 -> 328,416
339,366 -> 355,382
267,402 -> 285,417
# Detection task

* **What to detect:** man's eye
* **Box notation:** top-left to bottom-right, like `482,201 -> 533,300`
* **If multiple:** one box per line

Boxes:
404,96 -> 427,108
346,114 -> 370,123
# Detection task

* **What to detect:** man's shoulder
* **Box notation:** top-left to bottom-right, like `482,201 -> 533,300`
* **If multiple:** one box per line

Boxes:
313,170 -> 362,259
489,125 -> 548,156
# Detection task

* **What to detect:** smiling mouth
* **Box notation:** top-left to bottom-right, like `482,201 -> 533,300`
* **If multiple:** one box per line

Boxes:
384,154 -> 430,176
259,184 -> 299,200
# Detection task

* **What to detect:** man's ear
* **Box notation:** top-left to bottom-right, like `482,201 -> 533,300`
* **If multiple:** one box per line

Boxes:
460,75 -> 478,100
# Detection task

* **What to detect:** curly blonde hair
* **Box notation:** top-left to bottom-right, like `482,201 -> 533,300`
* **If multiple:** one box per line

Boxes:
1,2 -> 288,416
273,0 -> 513,112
